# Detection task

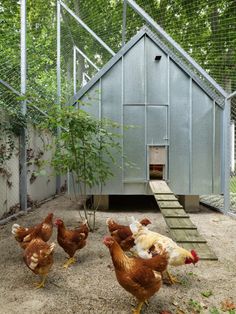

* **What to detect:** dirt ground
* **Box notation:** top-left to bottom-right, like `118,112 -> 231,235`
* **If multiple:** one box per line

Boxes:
0,194 -> 236,314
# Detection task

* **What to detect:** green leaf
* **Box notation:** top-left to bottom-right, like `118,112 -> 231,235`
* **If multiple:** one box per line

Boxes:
209,307 -> 220,314
201,290 -> 213,298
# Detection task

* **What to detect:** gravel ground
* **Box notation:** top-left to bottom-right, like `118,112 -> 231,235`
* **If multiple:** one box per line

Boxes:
0,194 -> 236,314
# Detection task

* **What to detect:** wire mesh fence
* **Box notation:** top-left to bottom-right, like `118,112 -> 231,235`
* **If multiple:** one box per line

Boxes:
0,0 -> 236,218
0,1 -> 59,220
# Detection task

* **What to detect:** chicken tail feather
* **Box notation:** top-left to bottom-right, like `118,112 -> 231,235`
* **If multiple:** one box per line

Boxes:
11,223 -> 21,235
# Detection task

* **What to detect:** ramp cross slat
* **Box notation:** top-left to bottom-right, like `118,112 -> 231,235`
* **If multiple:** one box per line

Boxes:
161,208 -> 189,218
149,180 -> 218,260
154,194 -> 178,201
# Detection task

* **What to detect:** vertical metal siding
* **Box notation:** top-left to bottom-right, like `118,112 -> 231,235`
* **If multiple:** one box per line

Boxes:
124,38 -> 145,104
192,82 -> 213,194
101,60 -> 123,194
146,37 -> 168,104
214,105 -> 223,193
123,105 -> 146,180
169,61 -> 190,194
78,33 -> 223,197
80,82 -> 100,118
147,106 -> 168,145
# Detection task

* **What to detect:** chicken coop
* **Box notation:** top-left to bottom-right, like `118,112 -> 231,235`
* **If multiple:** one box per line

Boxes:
72,24 -> 229,208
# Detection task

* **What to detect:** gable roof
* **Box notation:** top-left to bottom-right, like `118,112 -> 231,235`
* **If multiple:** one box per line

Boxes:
73,26 -> 226,107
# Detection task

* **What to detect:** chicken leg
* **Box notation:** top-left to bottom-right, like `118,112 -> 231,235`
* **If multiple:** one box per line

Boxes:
132,301 -> 144,314
165,270 -> 180,285
34,274 -> 47,289
63,257 -> 76,268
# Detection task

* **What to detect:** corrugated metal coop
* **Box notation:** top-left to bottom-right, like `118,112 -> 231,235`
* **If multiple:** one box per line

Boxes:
73,26 -> 228,205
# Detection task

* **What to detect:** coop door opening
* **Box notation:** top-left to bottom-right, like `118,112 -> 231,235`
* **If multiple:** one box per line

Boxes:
149,146 -> 166,180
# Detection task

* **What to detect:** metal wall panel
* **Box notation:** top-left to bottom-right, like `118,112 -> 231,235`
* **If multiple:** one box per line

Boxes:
214,105 -> 222,193
123,183 -> 148,194
146,36 -> 168,104
124,38 -> 145,104
80,81 -> 100,118
147,106 -> 168,145
169,61 -> 190,194
101,60 -> 123,194
192,82 -> 213,194
123,105 -> 146,180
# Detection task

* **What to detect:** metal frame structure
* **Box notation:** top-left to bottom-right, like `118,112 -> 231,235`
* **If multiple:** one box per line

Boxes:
19,0 -> 27,211
126,0 -> 227,100
72,27 -> 223,194
57,0 -> 235,213
1,0 -> 233,219
59,1 -> 115,57
73,46 -> 100,95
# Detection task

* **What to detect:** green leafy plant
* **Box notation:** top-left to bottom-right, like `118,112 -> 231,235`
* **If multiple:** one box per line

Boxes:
201,290 -> 213,298
39,103 -> 121,231
209,307 -> 220,314
0,99 -> 27,165
188,299 -> 203,313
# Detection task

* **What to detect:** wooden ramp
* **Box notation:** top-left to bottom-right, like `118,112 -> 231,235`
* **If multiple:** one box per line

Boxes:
149,181 -> 217,260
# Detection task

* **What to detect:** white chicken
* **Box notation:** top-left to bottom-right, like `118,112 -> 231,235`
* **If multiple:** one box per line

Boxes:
129,217 -> 199,284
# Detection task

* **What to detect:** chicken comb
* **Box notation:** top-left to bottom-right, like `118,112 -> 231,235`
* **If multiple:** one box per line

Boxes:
191,250 -> 200,263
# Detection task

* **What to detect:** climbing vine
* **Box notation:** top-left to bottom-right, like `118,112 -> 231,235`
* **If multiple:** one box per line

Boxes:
0,100 -> 27,166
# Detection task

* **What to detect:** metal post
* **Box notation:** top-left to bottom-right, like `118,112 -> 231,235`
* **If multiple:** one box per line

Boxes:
56,0 -> 61,194
223,99 -> 231,212
19,0 -> 27,210
230,120 -> 235,173
73,46 -> 77,95
122,0 -> 127,47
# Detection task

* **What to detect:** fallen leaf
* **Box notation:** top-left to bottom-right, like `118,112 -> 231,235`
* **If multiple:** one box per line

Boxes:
220,298 -> 236,312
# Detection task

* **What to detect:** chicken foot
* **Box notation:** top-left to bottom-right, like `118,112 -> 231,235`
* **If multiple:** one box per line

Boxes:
165,270 -> 180,285
34,275 -> 47,289
132,301 -> 144,314
63,257 -> 76,268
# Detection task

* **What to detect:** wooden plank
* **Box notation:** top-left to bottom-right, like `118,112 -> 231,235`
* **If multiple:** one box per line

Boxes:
149,180 -> 172,194
180,242 -> 218,260
161,208 -> 189,218
170,229 -> 206,243
165,217 -> 197,229
155,194 -> 178,201
158,200 -> 183,209
149,179 -> 217,260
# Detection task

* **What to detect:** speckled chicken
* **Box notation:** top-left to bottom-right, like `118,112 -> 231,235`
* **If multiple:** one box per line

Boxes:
23,225 -> 56,288
12,213 -> 54,249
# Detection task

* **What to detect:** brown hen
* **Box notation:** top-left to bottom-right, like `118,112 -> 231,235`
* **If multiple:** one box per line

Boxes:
23,225 -> 56,288
106,217 -> 151,251
12,213 -> 54,249
103,236 -> 168,314
55,218 -> 89,268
